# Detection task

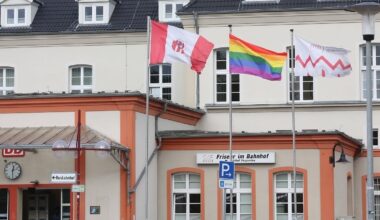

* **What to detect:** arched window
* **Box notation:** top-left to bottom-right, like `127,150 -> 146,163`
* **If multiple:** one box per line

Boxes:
172,173 -> 201,220
225,172 -> 253,220
0,67 -> 14,95
70,65 -> 92,93
274,172 -> 304,220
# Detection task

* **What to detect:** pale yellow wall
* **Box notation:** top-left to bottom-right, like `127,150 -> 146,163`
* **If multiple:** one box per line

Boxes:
334,154 -> 354,218
0,149 -> 75,184
85,111 -> 121,220
158,149 -> 321,220
135,112 -> 158,220
0,112 -> 74,127
157,118 -> 195,131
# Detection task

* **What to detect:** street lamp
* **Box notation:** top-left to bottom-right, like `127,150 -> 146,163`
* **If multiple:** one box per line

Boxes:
348,3 -> 380,220
329,143 -> 349,167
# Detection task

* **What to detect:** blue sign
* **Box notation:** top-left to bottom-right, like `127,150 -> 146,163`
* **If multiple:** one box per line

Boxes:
219,161 -> 235,180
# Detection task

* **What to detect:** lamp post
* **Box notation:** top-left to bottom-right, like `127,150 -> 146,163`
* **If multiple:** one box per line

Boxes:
348,3 -> 380,220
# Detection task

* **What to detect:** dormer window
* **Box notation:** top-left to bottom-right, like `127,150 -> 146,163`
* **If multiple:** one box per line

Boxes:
6,7 -> 26,25
84,5 -> 104,23
159,0 -> 189,22
0,0 -> 40,28
78,0 -> 116,25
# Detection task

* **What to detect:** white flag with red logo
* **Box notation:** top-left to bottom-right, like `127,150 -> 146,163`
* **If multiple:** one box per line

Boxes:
150,20 -> 214,73
294,36 -> 352,77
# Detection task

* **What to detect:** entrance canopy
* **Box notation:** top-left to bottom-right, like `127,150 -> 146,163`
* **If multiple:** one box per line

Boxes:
0,126 -> 129,168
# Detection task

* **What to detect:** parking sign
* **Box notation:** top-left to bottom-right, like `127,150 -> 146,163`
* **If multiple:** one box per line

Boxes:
219,161 -> 234,180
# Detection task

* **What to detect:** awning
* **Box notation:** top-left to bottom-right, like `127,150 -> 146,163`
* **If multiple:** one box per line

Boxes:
0,126 -> 129,169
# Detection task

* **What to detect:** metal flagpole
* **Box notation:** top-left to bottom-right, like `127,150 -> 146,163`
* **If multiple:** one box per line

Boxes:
290,29 -> 298,220
193,11 -> 201,109
145,16 -> 152,220
228,24 -> 233,220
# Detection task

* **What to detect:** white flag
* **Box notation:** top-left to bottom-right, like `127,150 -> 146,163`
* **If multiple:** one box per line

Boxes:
294,36 -> 351,77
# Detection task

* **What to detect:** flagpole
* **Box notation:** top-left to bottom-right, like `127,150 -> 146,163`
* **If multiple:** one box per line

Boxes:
145,15 -> 151,220
290,29 -> 298,220
193,11 -> 201,109
228,24 -> 233,220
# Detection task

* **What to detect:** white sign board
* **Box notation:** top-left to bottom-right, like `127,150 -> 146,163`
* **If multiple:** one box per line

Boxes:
51,173 -> 77,184
72,185 -> 85,193
219,179 -> 234,189
197,152 -> 275,164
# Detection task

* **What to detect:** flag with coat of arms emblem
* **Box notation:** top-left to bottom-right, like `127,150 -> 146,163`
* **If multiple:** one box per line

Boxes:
149,20 -> 214,73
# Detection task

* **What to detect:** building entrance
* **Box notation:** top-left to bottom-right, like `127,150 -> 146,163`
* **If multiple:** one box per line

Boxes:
22,189 -> 71,220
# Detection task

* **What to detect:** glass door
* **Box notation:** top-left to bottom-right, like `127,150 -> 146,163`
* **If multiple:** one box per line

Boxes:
27,194 -> 49,220
0,189 -> 8,220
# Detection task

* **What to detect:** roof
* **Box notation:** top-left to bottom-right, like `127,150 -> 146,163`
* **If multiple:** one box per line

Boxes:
180,0 -> 371,14
0,126 -> 127,150
0,0 -> 158,35
0,91 -> 205,114
158,129 -> 363,146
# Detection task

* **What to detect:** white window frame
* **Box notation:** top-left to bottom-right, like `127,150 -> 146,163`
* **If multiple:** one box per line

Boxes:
360,44 -> 380,101
274,172 -> 304,220
69,65 -> 93,93
149,64 -> 172,100
158,0 -> 189,22
79,3 -> 108,24
225,172 -> 253,220
287,47 -> 314,102
374,177 -> 380,218
3,6 -> 27,27
0,68 -> 15,95
0,189 -> 8,220
61,189 -> 70,220
172,173 -> 201,220
374,128 -> 379,147
214,48 -> 240,104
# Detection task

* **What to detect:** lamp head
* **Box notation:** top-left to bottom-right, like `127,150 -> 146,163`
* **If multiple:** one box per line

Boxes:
348,2 -> 380,41
336,150 -> 349,163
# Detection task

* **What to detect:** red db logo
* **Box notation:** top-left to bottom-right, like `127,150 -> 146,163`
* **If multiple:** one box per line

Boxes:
2,149 -> 25,157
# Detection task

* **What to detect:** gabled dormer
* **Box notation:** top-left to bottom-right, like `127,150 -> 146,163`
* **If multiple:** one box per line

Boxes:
159,0 -> 190,22
77,0 -> 117,25
0,0 -> 41,27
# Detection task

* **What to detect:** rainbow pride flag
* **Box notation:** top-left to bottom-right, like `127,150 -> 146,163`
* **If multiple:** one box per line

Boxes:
229,34 -> 287,81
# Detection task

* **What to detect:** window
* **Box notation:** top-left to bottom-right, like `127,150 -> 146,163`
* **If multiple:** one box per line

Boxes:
150,64 -> 172,100
0,68 -> 15,95
361,45 -> 380,100
6,8 -> 26,25
288,47 -> 313,101
275,172 -> 304,220
70,66 -> 92,93
159,1 -> 189,22
61,189 -> 70,220
374,129 -> 378,147
83,5 -> 104,23
374,177 -> 380,219
215,49 -> 240,103
225,173 -> 252,220
172,173 -> 201,220
0,189 -> 8,220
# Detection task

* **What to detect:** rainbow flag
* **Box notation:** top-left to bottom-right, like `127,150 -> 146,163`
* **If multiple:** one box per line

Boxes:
229,34 -> 287,81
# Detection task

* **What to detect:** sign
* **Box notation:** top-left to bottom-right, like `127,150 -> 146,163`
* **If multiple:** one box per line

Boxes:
90,206 -> 100,215
219,161 -> 234,180
219,179 -> 234,189
51,173 -> 77,184
72,185 -> 85,193
2,149 -> 25,157
197,152 -> 276,164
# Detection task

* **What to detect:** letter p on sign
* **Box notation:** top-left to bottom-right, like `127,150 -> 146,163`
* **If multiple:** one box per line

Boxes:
219,161 -> 234,180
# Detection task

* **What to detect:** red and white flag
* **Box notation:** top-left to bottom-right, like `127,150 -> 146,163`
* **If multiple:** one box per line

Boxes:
150,20 -> 214,73
295,36 -> 352,77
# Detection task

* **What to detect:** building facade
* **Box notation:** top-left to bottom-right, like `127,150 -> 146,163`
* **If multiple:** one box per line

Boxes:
0,0 -> 379,220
